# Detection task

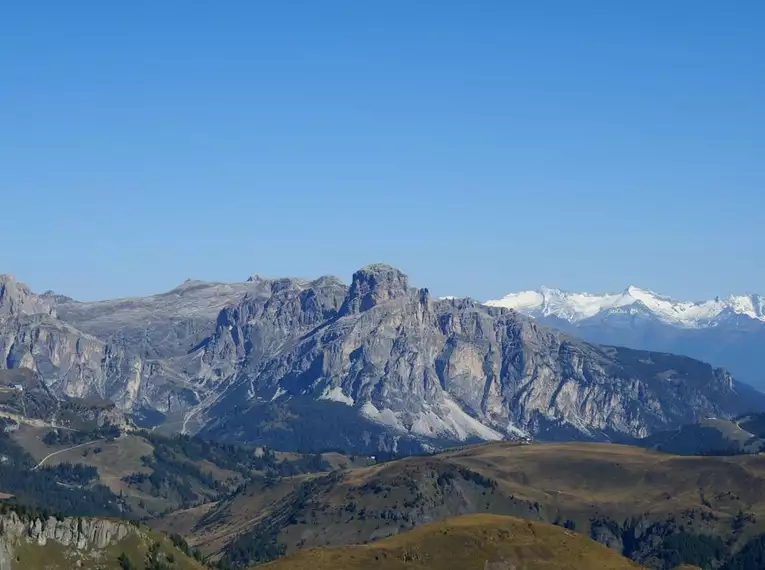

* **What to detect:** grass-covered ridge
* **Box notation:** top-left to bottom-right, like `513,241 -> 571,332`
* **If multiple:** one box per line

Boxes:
256,514 -> 643,570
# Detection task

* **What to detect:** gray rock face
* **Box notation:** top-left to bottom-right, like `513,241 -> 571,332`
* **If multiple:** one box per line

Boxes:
1,277 -> 273,416
199,265 -> 764,448
202,275 -> 346,384
0,274 -> 54,319
0,512 -> 133,570
1,266 -> 762,450
0,368 -> 128,430
339,264 -> 411,315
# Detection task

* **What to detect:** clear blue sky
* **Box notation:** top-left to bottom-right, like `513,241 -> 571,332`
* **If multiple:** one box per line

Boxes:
1,1 -> 763,301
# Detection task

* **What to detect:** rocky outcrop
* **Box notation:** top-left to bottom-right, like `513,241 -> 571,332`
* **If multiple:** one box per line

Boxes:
0,275 -> 54,320
339,264 -> 411,315
199,275 -> 346,385
0,512 -> 133,570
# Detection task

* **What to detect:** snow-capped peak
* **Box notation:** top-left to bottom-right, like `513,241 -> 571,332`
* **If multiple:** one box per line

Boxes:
485,287 -> 765,328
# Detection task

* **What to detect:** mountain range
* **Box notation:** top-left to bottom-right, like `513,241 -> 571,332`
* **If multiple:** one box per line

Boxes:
2,267 -> 764,453
486,286 -> 765,327
486,286 -> 765,389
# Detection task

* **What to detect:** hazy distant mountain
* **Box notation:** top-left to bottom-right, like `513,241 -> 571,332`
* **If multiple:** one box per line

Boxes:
485,286 -> 765,389
2,269 -> 765,453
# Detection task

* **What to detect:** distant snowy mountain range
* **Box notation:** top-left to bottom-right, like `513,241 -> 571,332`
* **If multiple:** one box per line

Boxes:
477,286 -> 765,390
485,286 -> 765,328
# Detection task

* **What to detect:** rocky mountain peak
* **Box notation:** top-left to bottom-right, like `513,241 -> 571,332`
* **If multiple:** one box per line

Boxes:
340,264 -> 410,315
0,274 -> 54,318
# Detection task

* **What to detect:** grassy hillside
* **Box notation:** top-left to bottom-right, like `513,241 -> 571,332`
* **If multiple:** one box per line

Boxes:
5,424 -> 337,519
181,441 -> 765,569
0,425 -> 129,517
256,514 -> 643,570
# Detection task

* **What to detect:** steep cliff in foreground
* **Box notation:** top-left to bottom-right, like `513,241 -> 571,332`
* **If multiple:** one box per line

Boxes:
0,508 -> 203,570
2,267 -> 764,452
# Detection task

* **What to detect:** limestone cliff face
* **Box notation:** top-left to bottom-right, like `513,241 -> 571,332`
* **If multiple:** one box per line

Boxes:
0,512 -> 133,570
0,275 -> 54,320
200,265 -> 760,448
198,275 -> 346,386
0,274 -> 227,416
1,268 -> 762,450
0,275 -> 142,408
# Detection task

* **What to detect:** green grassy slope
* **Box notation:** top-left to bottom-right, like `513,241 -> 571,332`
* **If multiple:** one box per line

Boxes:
256,514 -> 643,570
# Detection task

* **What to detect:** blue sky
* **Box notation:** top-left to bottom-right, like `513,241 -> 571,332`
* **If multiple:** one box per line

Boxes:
1,1 -> 763,301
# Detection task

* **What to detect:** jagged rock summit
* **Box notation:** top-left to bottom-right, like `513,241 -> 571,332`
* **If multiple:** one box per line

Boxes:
0,274 -> 55,319
340,263 -> 413,314
1,266 -> 764,452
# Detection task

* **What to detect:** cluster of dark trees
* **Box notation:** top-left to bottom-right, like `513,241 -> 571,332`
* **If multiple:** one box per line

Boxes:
42,462 -> 99,485
723,534 -> 765,569
140,430 -> 331,478
43,424 -> 121,446
0,500 -> 63,522
121,431 -> 332,509
140,431 -> 262,475
216,529 -> 286,569
588,511 -> 765,570
202,395 -> 425,456
122,452 -> 212,505
655,532 -> 727,569
272,453 -> 329,477
169,533 -> 205,563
